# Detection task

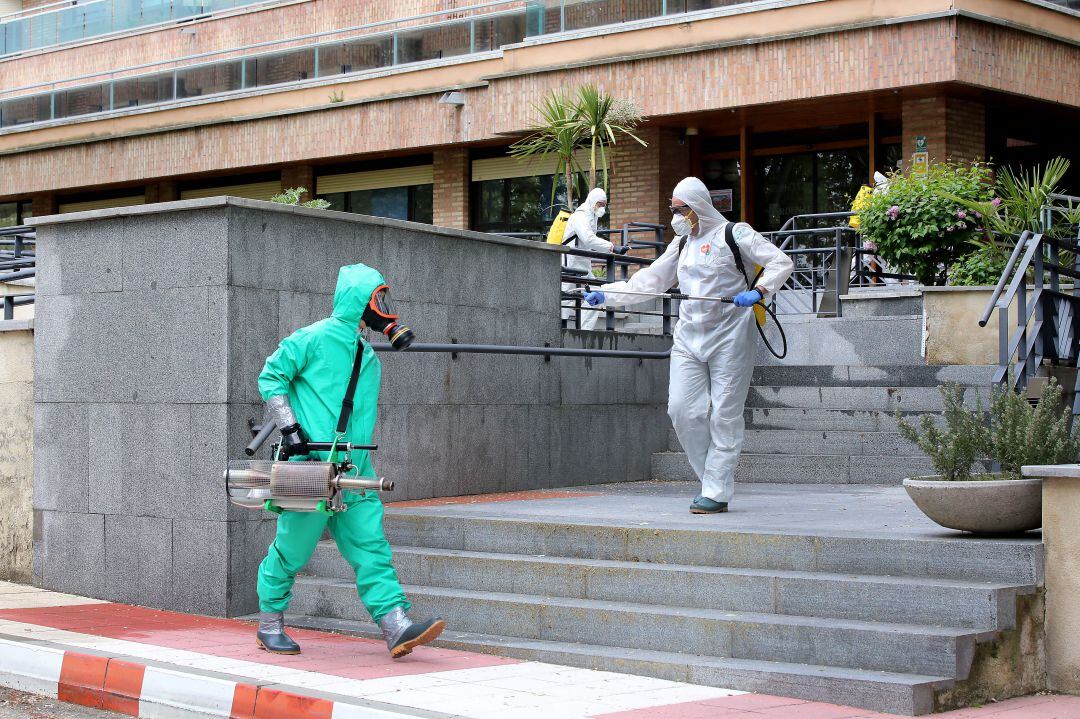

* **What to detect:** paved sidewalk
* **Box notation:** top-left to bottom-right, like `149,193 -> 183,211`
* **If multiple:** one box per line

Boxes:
0,581 -> 1075,719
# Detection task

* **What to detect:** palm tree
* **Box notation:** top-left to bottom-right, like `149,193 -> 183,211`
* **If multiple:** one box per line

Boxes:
509,91 -> 584,209
572,84 -> 647,193
510,86 -> 648,209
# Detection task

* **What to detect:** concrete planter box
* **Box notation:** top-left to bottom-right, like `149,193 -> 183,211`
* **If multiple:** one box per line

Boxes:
902,476 -> 1043,534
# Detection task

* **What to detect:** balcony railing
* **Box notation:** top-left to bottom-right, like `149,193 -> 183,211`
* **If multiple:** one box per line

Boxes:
0,0 -> 543,129
0,0 -> 780,131
1,0 -> 272,58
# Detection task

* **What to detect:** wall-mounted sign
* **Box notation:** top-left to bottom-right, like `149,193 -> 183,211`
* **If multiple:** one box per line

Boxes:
710,189 -> 733,212
915,135 -> 927,152
912,151 -> 929,177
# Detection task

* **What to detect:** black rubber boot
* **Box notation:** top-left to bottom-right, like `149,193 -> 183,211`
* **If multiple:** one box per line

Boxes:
389,618 -> 446,659
255,611 -> 301,655
690,495 -> 729,514
380,607 -> 445,659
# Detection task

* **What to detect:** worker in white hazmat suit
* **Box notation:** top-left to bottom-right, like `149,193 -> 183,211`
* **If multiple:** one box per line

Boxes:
560,188 -> 629,330
585,177 -> 793,513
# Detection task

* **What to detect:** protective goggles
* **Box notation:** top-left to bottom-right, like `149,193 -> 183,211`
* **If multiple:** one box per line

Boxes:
669,205 -> 693,216
368,285 -> 399,320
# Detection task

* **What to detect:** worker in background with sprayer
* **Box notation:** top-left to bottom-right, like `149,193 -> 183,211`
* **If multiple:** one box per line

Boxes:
254,262 -> 444,657
559,188 -> 631,330
584,177 -> 793,514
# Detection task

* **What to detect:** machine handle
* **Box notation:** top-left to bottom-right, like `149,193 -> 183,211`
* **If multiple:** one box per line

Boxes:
306,442 -> 378,452
335,477 -> 394,492
245,422 -> 276,456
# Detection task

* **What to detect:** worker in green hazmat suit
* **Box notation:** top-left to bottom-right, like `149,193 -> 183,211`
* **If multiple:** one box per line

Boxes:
254,262 -> 444,658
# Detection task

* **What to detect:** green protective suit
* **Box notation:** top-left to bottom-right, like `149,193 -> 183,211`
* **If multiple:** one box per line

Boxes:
255,263 -> 409,622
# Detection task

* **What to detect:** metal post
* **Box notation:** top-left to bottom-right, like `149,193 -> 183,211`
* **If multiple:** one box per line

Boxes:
662,296 -> 671,336
834,227 -> 843,318
313,46 -> 319,78
1017,279 -> 1028,390
469,19 -> 475,53
1033,235 -> 1045,366
392,32 -> 398,65
605,254 -> 615,331
559,0 -> 565,32
2,296 -> 11,321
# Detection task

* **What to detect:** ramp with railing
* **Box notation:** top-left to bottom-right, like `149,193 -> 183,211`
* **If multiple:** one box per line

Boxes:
979,193 -> 1080,421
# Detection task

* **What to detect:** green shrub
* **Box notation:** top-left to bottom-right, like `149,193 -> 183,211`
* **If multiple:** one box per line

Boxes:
898,378 -> 1080,480
986,377 -> 1080,479
897,383 -> 986,481
270,187 -> 331,210
859,162 -> 993,285
946,244 -> 1009,287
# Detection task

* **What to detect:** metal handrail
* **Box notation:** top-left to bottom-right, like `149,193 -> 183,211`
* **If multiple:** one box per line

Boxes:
370,341 -> 670,360
980,226 -> 1080,420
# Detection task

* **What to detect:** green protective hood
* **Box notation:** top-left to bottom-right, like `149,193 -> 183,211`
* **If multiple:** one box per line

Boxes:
332,263 -> 386,327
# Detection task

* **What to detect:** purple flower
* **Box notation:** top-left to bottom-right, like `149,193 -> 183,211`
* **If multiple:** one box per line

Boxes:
863,240 -> 877,252
991,197 -> 1002,207
974,211 -> 982,219
956,210 -> 967,219
887,205 -> 900,220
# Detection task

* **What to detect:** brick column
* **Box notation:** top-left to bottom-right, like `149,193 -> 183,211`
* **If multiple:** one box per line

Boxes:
901,96 -> 986,168
280,164 -> 315,201
433,147 -> 470,230
145,181 -> 178,204
610,126 -> 689,237
30,193 -> 57,218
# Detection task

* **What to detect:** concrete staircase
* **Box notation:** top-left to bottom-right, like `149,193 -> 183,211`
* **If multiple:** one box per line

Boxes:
287,502 -> 1042,716
284,306 -> 1042,716
653,363 -> 995,485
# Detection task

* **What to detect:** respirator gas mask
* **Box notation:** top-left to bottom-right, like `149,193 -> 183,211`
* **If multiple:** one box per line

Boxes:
362,284 -> 415,351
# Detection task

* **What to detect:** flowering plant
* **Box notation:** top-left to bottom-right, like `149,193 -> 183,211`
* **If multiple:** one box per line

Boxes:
858,162 -> 993,285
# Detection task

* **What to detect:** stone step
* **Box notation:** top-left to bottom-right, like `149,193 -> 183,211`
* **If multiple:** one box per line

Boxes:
652,450 -> 945,485
837,292 -> 925,319
743,408 -> 942,432
755,314 -> 923,366
304,543 -> 1025,631
745,429 -> 920,456
292,578 -> 978,678
750,364 -> 994,388
381,514 -> 1042,586
284,615 -> 949,716
746,385 -> 986,412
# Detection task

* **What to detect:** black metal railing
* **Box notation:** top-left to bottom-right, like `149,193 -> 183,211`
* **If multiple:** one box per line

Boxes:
0,225 -> 35,321
979,195 -> 1080,421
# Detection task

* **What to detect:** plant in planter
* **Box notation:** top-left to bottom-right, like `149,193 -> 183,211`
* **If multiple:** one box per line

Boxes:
941,157 -> 1077,286
898,379 -> 1080,534
858,161 -> 993,285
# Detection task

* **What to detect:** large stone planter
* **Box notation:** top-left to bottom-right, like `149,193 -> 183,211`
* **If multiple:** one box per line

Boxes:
902,476 -> 1042,534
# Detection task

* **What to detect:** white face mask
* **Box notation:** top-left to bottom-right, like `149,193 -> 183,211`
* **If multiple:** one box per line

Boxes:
595,206 -> 606,218
671,214 -> 694,236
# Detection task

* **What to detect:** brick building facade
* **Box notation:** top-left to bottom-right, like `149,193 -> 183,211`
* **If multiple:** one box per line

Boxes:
0,0 -> 1077,232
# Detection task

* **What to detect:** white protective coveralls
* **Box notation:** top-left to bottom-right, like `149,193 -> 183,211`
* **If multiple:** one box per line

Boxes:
561,188 -> 613,330
598,178 -> 794,503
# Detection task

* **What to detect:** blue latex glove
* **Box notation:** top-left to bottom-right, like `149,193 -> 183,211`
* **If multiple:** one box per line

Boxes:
733,289 -> 762,307
584,291 -> 606,306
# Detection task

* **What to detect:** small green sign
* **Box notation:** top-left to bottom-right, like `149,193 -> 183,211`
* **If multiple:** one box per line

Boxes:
915,136 -> 927,152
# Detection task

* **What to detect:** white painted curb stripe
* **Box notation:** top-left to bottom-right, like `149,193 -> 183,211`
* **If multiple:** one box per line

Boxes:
0,638 -> 63,698
139,665 -> 239,719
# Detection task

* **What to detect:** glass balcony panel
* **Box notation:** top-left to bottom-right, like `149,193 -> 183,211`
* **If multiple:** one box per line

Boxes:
25,12 -> 57,50
175,60 -> 244,98
250,48 -> 316,87
53,83 -> 109,119
561,0 -> 665,31
112,71 -> 174,108
139,0 -> 173,26
395,20 -> 472,64
317,36 -> 393,77
679,0 -> 755,11
473,12 -> 528,52
0,94 -> 52,127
